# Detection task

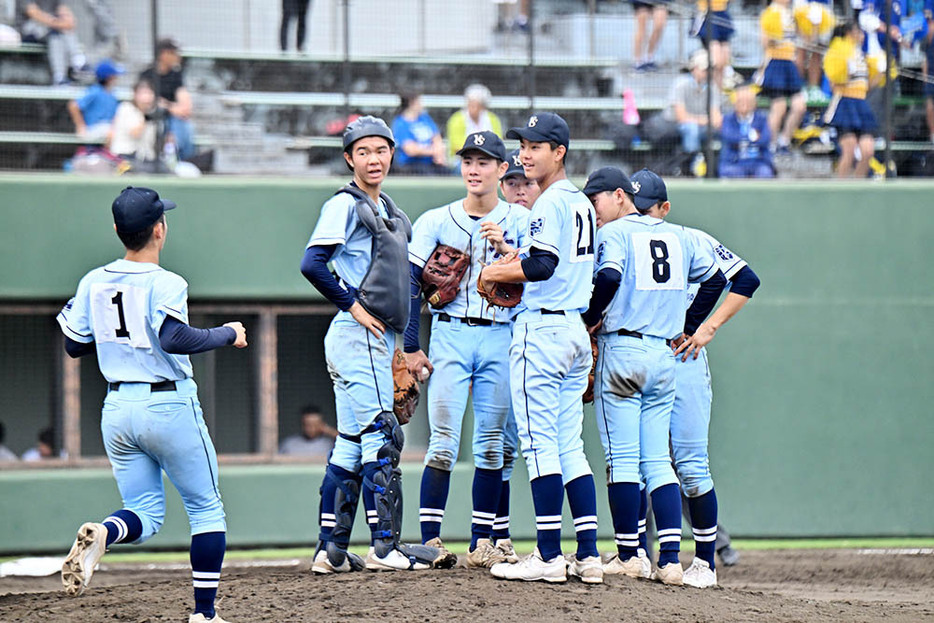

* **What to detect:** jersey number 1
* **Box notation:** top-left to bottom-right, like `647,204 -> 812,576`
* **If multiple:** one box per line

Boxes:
111,292 -> 131,339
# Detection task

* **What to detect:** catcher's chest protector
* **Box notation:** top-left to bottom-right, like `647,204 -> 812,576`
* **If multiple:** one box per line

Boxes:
338,185 -> 412,333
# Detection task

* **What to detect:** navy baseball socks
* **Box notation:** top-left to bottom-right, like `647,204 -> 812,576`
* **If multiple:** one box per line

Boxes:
565,474 -> 599,560
608,482 -> 641,560
317,464 -> 358,547
686,489 -> 718,569
639,488 -> 649,553
651,483 -> 683,567
530,474 -> 564,561
470,467 -> 502,550
418,465 -> 450,543
102,509 -> 143,546
190,531 -> 225,620
491,480 -> 511,542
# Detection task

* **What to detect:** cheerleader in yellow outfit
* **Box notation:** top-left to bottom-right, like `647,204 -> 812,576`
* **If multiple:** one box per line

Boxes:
694,0 -> 734,86
760,0 -> 808,152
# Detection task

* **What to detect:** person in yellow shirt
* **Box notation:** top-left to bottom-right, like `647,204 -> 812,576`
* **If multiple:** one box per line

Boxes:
693,0 -> 734,87
794,0 -> 835,102
760,0 -> 807,153
445,84 -> 503,169
823,21 -> 878,177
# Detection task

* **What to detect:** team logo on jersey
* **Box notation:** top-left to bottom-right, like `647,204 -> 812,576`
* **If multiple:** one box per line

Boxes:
473,133 -> 486,146
512,154 -> 522,167
530,217 -> 544,236
631,181 -> 641,193
597,241 -> 606,263
714,244 -> 734,261
528,116 -> 538,127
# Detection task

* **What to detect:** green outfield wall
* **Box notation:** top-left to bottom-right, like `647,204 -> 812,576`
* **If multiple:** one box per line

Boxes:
0,175 -> 932,553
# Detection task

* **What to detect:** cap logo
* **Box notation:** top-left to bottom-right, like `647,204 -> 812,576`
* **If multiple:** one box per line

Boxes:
473,133 -> 486,146
528,116 -> 538,127
512,154 -> 522,167
632,181 -> 641,193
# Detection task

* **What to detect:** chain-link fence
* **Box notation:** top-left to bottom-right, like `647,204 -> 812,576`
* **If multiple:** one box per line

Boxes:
1,0 -> 932,177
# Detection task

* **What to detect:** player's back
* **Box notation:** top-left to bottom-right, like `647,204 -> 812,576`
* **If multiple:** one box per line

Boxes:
59,259 -> 192,384
523,179 -> 595,313
598,214 -> 717,339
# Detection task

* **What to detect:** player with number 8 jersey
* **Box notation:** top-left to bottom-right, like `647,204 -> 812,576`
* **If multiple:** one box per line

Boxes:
480,112 -> 603,584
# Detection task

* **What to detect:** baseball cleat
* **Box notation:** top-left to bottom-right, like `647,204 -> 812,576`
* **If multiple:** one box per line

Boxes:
424,537 -> 458,569
603,552 -> 652,579
189,612 -> 231,623
717,544 -> 740,567
466,538 -> 507,568
494,538 -> 520,563
364,547 -> 431,571
61,522 -> 108,596
567,554 -> 604,584
683,558 -> 718,588
651,561 -> 684,586
312,548 -> 362,574
490,547 -> 567,583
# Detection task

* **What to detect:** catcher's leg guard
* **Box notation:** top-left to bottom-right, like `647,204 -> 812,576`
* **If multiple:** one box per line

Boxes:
324,467 -> 364,572
361,413 -> 439,568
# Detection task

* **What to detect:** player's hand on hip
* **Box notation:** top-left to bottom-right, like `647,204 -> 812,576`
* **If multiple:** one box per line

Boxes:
587,319 -> 603,336
224,322 -> 249,348
405,350 -> 433,382
673,323 -> 717,361
349,301 -> 385,338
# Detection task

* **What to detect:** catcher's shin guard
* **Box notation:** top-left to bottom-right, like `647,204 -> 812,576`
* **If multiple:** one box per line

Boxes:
325,467 -> 365,571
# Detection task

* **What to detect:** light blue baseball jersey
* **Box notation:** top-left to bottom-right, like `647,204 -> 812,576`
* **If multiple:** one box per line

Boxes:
409,199 -> 530,322
595,214 -> 719,339
307,190 -> 388,289
56,259 -> 193,383
523,179 -> 596,312
684,227 -> 747,310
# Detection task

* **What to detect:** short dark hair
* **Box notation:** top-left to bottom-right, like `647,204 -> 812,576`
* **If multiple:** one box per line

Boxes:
156,38 -> 180,54
117,214 -> 164,252
548,141 -> 567,166
300,405 -> 322,417
0,421 -> 5,443
38,427 -> 54,447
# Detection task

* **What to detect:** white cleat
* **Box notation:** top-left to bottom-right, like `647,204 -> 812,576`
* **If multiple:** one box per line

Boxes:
312,548 -> 353,574
61,522 -> 107,596
567,554 -> 604,584
490,547 -> 567,583
651,561 -> 684,586
189,612 -> 231,623
494,538 -> 520,563
683,557 -> 718,588
365,547 -> 431,571
603,552 -> 652,579
466,538 -> 507,568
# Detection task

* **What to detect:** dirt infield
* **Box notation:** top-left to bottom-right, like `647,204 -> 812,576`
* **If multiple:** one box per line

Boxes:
1,549 -> 933,622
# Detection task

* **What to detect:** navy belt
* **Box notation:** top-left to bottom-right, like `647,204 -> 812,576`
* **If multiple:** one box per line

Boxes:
109,380 -> 177,392
541,309 -> 565,316
438,313 -> 493,327
617,328 -> 672,347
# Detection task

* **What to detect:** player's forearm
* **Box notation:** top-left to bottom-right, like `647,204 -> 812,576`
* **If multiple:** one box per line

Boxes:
701,291 -> 750,332
67,101 -> 86,133
582,268 -> 621,327
64,336 -> 95,358
300,245 -> 355,311
483,258 -> 529,283
159,316 -> 235,354
684,270 -> 727,335
404,263 -> 423,353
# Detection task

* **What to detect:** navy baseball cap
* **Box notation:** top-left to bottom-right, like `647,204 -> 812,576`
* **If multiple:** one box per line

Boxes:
629,169 -> 668,211
95,59 -> 124,82
501,148 -> 526,180
506,112 -> 570,148
582,166 -> 636,197
456,130 -> 507,161
112,186 -> 176,233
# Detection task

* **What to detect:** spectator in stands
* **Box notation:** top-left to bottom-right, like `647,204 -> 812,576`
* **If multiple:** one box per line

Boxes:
280,0 -> 312,52
391,92 -> 448,175
22,426 -> 58,461
794,0 -> 835,103
445,83 -> 503,167
15,0 -> 87,85
760,0 -> 807,154
924,8 -> 934,143
824,21 -> 878,177
0,422 -> 18,462
632,0 -> 669,72
140,38 -> 195,161
110,79 -> 158,164
279,405 -> 338,457
666,49 -> 722,158
693,0 -> 734,87
719,85 -> 774,178
67,59 -> 122,143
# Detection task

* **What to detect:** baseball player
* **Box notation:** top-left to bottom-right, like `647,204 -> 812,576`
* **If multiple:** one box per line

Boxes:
581,167 -> 726,586
480,112 -> 603,584
488,148 -> 541,559
300,115 -> 438,573
404,131 -> 529,568
56,186 -> 248,623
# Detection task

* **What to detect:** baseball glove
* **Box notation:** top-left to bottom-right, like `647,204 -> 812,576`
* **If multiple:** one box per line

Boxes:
582,334 -> 599,404
421,244 -> 470,309
392,349 -> 419,425
476,251 -> 524,308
